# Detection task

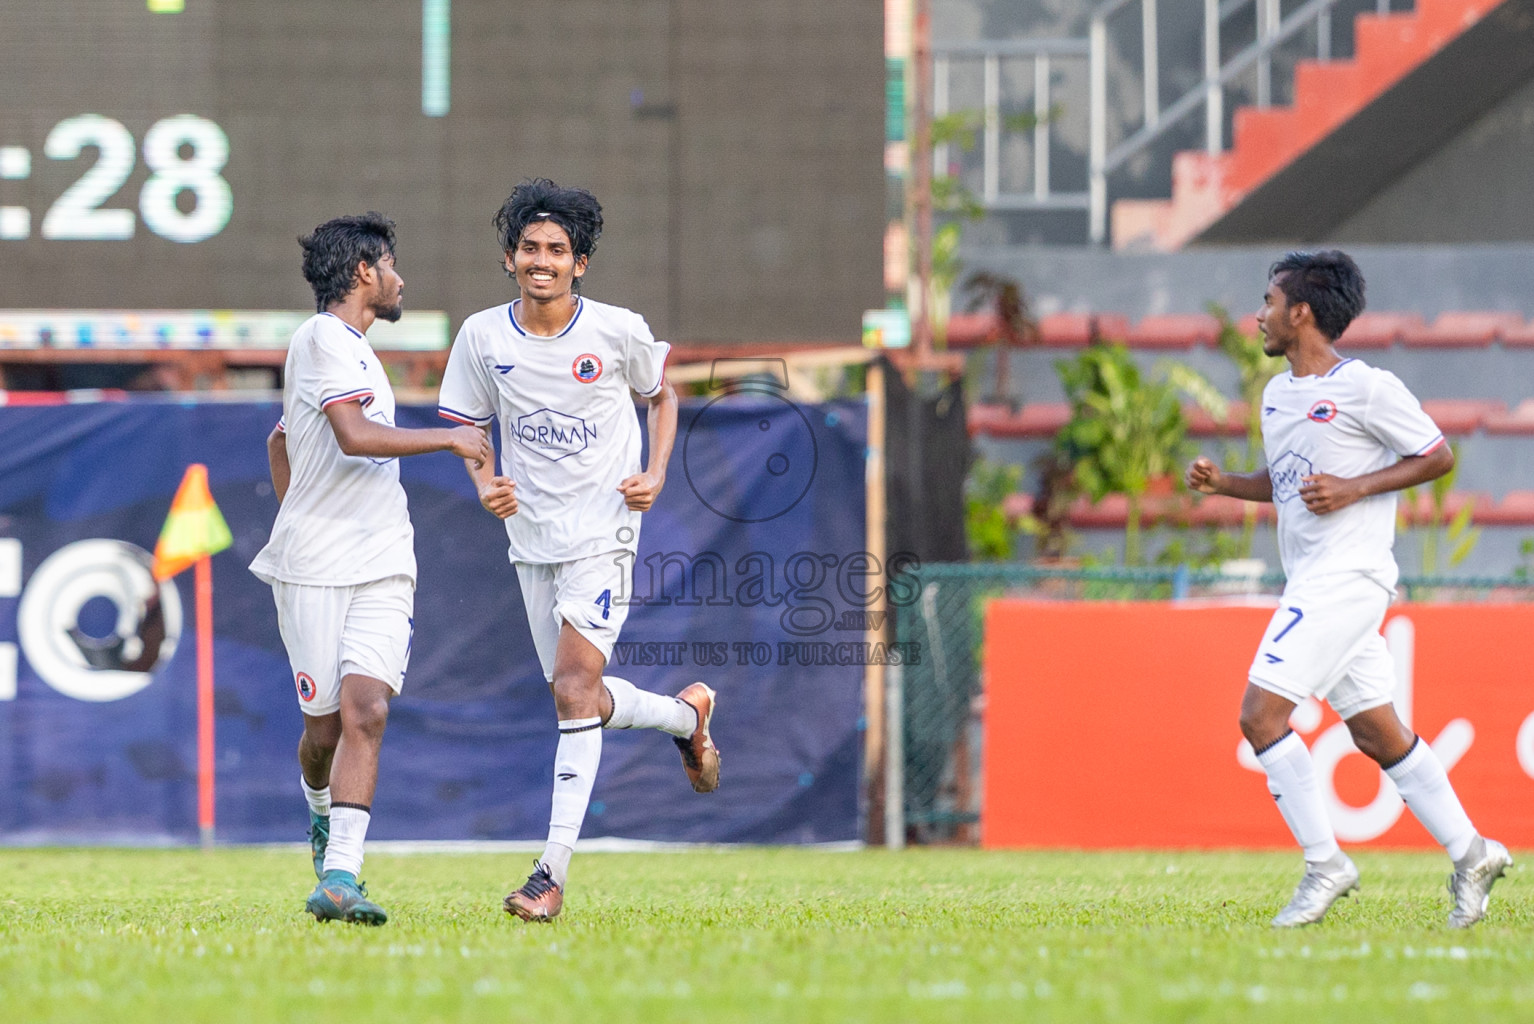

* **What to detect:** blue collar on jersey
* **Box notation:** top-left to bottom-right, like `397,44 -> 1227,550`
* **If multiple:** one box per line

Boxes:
509,297 -> 583,338
320,312 -> 364,339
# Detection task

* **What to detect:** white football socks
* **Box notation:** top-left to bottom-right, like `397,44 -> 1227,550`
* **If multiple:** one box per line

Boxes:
323,805 -> 370,878
1256,731 -> 1341,864
602,676 -> 695,737
301,776 -> 331,817
1386,737 -> 1479,863
541,717 -> 602,888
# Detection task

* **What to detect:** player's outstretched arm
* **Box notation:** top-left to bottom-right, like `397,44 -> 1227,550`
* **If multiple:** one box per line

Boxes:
1186,456 -> 1274,503
267,424 -> 291,503
618,381 -> 678,512
1299,443 -> 1453,516
324,399 -> 492,465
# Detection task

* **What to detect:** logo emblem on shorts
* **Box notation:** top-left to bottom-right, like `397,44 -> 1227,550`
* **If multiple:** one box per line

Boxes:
296,672 -> 316,702
572,354 -> 602,383
1308,399 -> 1338,423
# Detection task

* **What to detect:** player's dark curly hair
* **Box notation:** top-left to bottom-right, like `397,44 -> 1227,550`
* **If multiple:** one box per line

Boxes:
493,179 -> 603,291
1269,250 -> 1366,341
298,212 -> 397,312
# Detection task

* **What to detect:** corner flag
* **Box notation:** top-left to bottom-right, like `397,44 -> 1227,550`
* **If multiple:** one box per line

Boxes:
153,464 -> 233,581
153,463 -> 232,848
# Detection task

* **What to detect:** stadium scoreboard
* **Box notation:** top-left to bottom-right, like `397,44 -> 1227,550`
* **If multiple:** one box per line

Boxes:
0,0 -> 884,342
0,0 -> 453,326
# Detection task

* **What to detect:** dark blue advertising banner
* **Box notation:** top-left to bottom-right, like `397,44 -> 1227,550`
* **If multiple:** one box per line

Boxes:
0,391 -> 874,844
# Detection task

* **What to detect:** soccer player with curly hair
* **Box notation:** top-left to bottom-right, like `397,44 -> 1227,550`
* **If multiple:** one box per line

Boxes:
252,213 -> 492,925
438,180 -> 720,922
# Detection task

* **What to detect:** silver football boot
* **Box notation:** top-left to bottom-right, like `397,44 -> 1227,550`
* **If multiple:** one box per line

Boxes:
1447,838 -> 1512,928
1272,853 -> 1360,928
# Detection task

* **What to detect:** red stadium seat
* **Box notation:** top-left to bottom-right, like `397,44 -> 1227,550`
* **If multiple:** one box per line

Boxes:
1419,399 -> 1504,435
1339,312 -> 1423,349
1034,312 -> 1135,347
1484,399 -> 1534,435
1127,314 -> 1220,349
1185,494 -> 1276,527
1090,313 -> 1134,345
944,312 -> 1001,349
1497,319 -> 1534,348
967,402 -> 1070,439
1036,312 -> 1093,347
1398,490 -> 1493,527
1185,401 -> 1252,438
1068,493 -> 1132,527
1482,491 -> 1534,526
1405,312 -> 1524,348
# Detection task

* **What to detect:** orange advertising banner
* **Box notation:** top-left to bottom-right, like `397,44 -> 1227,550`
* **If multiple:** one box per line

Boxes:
982,600 -> 1534,849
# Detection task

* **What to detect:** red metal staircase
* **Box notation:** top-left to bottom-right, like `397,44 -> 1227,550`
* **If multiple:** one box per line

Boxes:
1113,0 -> 1507,250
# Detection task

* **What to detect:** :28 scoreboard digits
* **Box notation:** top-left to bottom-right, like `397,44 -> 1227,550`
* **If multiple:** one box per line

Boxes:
0,114 -> 231,244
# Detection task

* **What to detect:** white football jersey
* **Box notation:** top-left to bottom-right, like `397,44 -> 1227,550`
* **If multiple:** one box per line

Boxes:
437,296 -> 671,564
1261,357 -> 1444,592
249,313 -> 416,587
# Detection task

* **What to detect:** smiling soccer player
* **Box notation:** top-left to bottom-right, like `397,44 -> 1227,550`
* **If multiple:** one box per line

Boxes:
438,179 -> 721,922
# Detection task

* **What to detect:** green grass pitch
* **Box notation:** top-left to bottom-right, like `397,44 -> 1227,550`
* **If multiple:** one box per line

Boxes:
1,847 -> 1530,1023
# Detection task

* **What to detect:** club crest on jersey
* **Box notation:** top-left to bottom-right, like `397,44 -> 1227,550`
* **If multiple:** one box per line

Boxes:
572,354 -> 603,383
295,672 -> 317,702
1308,399 -> 1339,423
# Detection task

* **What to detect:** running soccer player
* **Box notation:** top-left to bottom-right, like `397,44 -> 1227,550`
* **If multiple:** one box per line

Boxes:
252,213 -> 493,925
1187,250 -> 1510,928
438,179 -> 720,923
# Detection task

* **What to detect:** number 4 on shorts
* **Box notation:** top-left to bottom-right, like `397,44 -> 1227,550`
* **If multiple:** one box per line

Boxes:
594,589 -> 611,621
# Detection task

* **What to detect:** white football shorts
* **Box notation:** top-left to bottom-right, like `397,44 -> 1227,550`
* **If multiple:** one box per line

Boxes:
270,574 -> 415,715
1247,571 -> 1397,719
516,552 -> 633,680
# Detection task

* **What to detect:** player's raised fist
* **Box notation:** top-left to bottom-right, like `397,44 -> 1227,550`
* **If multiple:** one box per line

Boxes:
618,471 -> 664,512
447,426 -> 494,468
1186,456 -> 1221,495
479,476 -> 518,519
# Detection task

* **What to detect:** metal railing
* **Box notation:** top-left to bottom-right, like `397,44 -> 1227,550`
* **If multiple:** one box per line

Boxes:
931,38 -> 1091,212
933,0 -> 1397,242
1089,0 -> 1367,243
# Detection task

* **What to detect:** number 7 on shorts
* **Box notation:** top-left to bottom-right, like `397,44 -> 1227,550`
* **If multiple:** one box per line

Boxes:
1271,606 -> 1304,643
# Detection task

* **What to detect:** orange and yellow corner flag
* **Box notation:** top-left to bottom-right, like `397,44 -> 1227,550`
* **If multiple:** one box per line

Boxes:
153,464 -> 234,581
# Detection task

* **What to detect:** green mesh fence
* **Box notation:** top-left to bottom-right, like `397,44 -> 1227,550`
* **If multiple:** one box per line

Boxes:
891,564 -> 1534,844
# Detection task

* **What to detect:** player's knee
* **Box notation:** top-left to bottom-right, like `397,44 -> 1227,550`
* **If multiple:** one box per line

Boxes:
1238,707 -> 1286,750
301,711 -> 342,748
550,671 -> 600,717
340,689 -> 390,740
1344,721 -> 1392,764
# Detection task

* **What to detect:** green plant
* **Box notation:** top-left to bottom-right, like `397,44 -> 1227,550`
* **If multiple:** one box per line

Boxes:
1154,527 -> 1248,570
964,458 -> 1025,561
1054,343 -> 1225,566
1402,442 -> 1480,575
930,221 -> 964,349
1515,538 -> 1534,581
